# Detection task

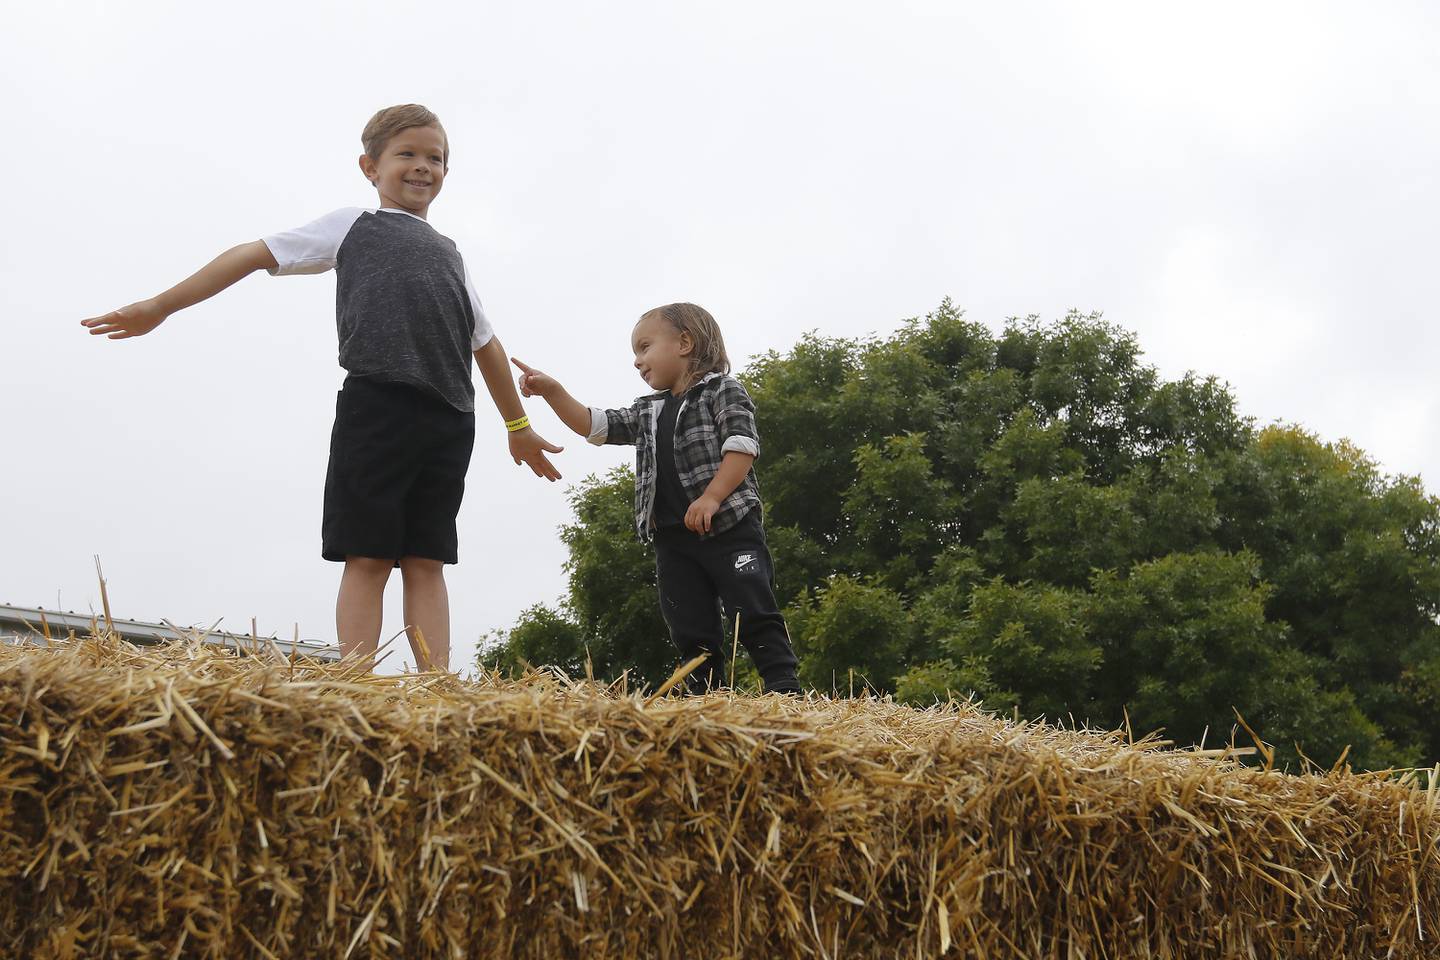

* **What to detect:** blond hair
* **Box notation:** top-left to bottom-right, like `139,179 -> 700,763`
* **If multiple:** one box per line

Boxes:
361,104 -> 448,164
642,303 -> 731,386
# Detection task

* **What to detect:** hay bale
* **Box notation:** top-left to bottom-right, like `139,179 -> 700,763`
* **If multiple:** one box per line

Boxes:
1,635 -> 1436,958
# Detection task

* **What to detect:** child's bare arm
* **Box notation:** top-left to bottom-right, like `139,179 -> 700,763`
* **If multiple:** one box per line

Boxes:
509,357 -> 594,437
81,240 -> 279,339
475,338 -> 564,481
685,452 -> 756,534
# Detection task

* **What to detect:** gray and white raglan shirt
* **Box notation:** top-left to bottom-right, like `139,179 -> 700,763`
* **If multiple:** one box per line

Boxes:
262,208 -> 494,413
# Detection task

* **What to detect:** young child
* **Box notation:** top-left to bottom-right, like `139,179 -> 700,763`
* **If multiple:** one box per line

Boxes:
80,104 -> 562,671
512,303 -> 801,694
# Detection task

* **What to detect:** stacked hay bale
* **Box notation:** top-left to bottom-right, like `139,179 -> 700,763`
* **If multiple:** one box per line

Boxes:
1,635 -> 1436,958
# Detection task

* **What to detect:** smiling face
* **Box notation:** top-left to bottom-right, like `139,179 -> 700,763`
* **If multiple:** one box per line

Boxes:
358,124 -> 448,219
631,313 -> 694,395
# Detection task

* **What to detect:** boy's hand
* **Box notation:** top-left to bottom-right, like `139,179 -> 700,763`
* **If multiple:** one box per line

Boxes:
509,426 -> 564,481
685,494 -> 722,534
511,357 -> 559,399
81,299 -> 170,339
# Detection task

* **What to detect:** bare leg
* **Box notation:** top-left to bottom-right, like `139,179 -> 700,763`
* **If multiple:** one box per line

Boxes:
400,556 -> 450,671
336,556 -> 394,668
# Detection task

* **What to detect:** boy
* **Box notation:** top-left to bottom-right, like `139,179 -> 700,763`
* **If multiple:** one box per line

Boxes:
81,104 -> 561,670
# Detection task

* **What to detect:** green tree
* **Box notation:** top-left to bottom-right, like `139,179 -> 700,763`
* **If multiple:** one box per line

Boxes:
1085,550 -> 1393,767
897,577 -> 1097,718
843,434 -> 957,591
1212,428 -> 1440,764
787,576 -> 914,694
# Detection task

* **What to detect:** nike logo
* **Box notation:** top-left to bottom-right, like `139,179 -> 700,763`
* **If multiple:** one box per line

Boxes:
734,553 -> 756,570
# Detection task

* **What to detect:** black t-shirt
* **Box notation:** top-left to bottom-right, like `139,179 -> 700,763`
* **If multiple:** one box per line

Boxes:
653,392 -> 691,528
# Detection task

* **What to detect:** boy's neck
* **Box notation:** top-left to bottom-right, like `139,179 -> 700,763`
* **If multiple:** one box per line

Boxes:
379,205 -> 429,222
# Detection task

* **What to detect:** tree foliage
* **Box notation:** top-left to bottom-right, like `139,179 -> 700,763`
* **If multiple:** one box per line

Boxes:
485,303 -> 1440,770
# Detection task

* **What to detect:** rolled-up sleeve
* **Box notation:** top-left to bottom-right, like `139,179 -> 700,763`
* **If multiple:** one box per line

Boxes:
722,435 -> 759,457
711,377 -> 761,460
587,407 -> 610,445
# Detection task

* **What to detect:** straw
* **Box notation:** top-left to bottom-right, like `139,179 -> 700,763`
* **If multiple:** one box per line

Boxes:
0,629 -> 1436,958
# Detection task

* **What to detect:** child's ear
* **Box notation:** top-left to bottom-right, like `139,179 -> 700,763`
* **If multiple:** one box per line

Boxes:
678,331 -> 695,357
358,154 -> 377,185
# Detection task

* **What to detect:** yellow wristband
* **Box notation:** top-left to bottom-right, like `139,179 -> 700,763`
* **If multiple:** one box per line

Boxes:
505,416 -> 531,433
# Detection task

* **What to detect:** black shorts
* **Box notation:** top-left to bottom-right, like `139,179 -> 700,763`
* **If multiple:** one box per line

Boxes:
321,377 -> 476,564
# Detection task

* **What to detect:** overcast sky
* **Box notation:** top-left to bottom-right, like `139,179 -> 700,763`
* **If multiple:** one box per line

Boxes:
4,2 -> 1437,674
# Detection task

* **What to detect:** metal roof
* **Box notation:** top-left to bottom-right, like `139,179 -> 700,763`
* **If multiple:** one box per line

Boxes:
0,603 -> 340,661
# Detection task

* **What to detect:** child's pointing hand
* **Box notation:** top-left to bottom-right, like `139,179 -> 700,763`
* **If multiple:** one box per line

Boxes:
511,357 -> 558,399
506,355 -> 596,445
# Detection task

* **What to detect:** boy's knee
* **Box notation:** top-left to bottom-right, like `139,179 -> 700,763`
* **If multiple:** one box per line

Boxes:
398,556 -> 445,580
345,556 -> 394,580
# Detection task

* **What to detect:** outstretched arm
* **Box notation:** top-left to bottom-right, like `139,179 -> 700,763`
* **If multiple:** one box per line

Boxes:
81,240 -> 278,339
475,337 -> 564,481
510,357 -> 595,437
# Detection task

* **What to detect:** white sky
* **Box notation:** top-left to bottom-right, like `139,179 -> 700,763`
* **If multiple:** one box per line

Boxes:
3,2 -> 1437,674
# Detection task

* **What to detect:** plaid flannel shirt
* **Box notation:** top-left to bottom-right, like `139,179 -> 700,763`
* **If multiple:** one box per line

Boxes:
588,372 -> 762,542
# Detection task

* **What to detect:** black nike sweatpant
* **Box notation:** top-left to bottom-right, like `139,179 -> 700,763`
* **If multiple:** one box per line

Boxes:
653,510 -> 801,694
